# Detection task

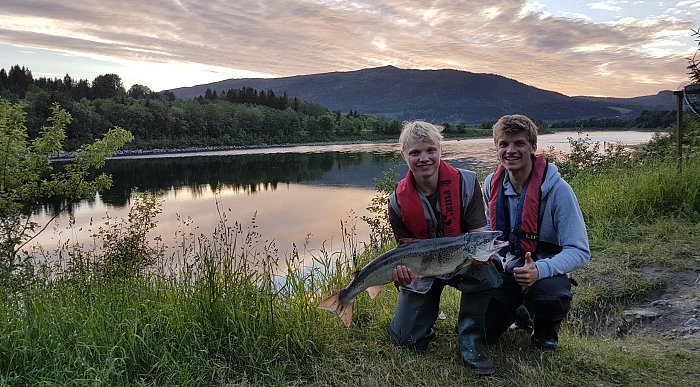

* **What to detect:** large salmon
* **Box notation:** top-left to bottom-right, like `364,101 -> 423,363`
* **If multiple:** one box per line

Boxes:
319,231 -> 507,327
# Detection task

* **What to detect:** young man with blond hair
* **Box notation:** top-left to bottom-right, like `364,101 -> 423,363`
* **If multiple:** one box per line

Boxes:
388,120 -> 502,375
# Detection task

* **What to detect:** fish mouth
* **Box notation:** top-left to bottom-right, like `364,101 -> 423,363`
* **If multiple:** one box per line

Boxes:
493,239 -> 508,250
472,238 -> 509,262
489,239 -> 509,253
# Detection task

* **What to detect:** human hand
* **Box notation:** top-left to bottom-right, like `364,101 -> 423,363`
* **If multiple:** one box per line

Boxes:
513,252 -> 539,287
392,265 -> 417,286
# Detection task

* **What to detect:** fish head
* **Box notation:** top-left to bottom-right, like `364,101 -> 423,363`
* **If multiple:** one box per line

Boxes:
464,231 -> 509,262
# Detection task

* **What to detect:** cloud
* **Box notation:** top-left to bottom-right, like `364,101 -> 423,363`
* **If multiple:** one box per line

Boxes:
0,0 -> 697,97
587,1 -> 622,12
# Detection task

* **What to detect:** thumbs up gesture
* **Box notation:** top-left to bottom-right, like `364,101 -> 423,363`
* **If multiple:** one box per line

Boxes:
513,252 -> 539,287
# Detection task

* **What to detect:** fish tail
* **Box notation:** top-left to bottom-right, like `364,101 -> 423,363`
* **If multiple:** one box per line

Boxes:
318,293 -> 354,327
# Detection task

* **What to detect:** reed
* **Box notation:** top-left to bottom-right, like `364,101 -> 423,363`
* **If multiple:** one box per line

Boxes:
1,197 -> 333,384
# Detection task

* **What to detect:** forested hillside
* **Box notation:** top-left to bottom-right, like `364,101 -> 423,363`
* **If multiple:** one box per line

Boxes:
0,65 -> 408,151
0,64 -> 676,152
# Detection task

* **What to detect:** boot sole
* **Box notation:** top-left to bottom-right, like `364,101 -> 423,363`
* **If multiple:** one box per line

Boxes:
470,367 -> 496,376
464,360 -> 496,376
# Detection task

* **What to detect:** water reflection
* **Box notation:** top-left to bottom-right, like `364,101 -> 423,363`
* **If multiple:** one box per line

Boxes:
103,152 -> 372,202
33,151 -> 404,259
43,151 -> 402,214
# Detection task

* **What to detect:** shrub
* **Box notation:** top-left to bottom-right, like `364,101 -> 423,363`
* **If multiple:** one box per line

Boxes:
0,99 -> 132,289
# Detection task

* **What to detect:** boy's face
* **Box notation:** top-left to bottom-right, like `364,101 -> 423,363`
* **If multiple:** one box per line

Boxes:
496,131 -> 537,174
402,137 -> 441,182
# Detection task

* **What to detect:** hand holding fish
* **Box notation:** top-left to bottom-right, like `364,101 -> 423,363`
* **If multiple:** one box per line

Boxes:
392,265 -> 417,286
513,252 -> 539,287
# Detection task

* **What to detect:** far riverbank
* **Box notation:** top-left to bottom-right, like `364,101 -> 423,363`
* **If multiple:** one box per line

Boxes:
51,138 -> 399,161
52,127 -> 663,161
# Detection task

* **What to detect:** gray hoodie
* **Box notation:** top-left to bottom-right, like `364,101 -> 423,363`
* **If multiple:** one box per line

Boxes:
484,162 -> 591,279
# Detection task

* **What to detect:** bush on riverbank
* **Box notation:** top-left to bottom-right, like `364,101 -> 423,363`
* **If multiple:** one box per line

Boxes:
0,100 -> 132,291
1,113 -> 700,385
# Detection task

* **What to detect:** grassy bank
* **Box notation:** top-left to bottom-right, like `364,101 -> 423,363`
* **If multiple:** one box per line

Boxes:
2,123 -> 700,385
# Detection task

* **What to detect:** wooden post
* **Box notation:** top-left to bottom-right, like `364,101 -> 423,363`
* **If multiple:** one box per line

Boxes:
673,90 -> 683,171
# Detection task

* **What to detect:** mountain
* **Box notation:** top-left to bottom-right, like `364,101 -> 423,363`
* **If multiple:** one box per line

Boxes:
169,66 -> 666,123
575,90 -> 675,111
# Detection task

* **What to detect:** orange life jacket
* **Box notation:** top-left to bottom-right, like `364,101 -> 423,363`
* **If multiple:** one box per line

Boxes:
395,160 -> 462,239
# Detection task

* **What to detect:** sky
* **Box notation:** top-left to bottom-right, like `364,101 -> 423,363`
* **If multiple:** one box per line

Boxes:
1,0 -> 699,98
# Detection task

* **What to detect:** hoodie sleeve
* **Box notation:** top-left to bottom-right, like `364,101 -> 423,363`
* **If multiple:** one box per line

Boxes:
534,178 -> 591,279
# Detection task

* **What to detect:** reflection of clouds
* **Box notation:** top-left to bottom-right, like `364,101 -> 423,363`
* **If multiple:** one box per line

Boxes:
214,185 -> 373,251
31,184 -> 375,262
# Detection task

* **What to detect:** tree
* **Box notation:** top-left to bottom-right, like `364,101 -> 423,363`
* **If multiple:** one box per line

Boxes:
127,84 -> 153,99
91,73 -> 126,99
158,90 -> 177,101
0,69 -> 8,90
318,114 -> 334,133
442,122 -> 453,133
7,65 -> 33,94
0,99 -> 133,285
23,85 -> 53,137
204,88 -> 218,101
72,79 -> 91,100
688,28 -> 700,83
62,74 -> 73,92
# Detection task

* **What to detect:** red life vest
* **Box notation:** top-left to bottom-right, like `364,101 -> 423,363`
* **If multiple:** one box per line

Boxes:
395,160 -> 462,239
488,155 -> 548,254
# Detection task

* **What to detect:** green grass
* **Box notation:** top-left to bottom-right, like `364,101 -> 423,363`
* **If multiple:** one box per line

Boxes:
2,212 -> 699,385
571,160 -> 700,224
3,281 -> 698,386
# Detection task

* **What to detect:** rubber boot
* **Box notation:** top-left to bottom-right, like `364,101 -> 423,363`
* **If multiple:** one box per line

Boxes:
457,292 -> 495,375
531,318 -> 561,351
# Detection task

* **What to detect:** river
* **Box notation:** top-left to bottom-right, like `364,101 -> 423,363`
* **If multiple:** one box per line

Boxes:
30,131 -> 655,262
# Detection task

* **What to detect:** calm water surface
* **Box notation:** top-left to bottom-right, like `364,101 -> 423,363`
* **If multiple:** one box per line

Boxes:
32,131 -> 654,260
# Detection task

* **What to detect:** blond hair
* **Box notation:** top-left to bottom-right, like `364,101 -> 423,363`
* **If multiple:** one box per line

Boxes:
399,120 -> 444,151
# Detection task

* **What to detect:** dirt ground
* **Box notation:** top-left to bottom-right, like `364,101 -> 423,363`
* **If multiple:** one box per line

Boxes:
615,268 -> 700,351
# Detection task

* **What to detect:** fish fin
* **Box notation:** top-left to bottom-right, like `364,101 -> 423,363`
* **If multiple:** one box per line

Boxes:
397,238 -> 418,247
454,261 -> 470,271
338,303 -> 354,327
366,284 -> 384,299
318,293 -> 341,312
318,293 -> 355,327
